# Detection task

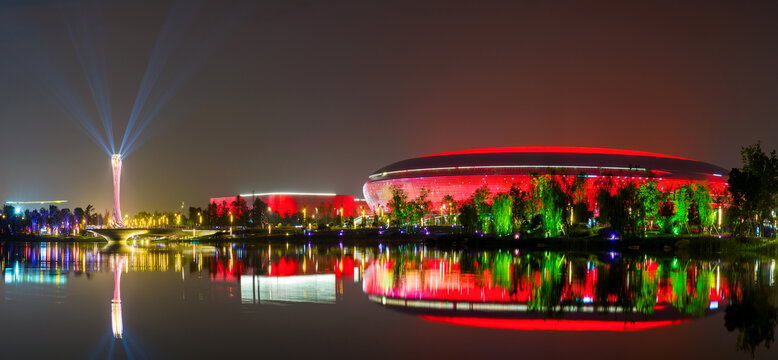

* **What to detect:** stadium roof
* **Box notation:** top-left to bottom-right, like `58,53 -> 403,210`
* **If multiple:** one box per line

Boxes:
369,147 -> 727,182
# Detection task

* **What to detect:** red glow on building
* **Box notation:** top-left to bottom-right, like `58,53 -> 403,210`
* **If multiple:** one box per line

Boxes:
209,193 -> 363,218
364,174 -> 729,213
364,147 -> 729,212
419,316 -> 689,332
423,146 -> 693,161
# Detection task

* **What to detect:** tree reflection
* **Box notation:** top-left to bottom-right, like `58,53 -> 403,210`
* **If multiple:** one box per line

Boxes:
724,262 -> 778,357
529,252 -> 574,318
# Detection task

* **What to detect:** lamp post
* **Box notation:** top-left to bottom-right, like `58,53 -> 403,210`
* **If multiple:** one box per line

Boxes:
267,206 -> 272,229
229,211 -> 233,237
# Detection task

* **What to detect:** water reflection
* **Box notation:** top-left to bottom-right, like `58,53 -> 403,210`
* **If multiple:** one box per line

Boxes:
361,250 -> 772,323
0,241 -> 776,357
361,248 -> 778,355
111,255 -> 125,339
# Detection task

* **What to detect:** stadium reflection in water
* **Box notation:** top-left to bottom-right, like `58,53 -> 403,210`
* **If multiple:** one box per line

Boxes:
363,250 -> 733,330
0,241 -> 776,358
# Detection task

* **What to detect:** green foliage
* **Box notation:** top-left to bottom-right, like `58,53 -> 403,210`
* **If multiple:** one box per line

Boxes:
529,252 -> 567,318
491,193 -> 513,236
469,185 -> 492,233
488,252 -> 513,289
533,176 -> 565,238
596,181 -> 639,237
387,186 -> 409,228
657,190 -> 675,234
671,185 -> 691,233
693,184 -> 715,231
635,265 -> 660,315
637,181 -> 661,235
728,142 -> 778,236
408,188 -> 432,227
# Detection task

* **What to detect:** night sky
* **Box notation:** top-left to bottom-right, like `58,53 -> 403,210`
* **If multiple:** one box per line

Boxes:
1,0 -> 777,215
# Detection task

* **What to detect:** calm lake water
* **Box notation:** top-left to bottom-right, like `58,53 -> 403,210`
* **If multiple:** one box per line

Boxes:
0,240 -> 776,359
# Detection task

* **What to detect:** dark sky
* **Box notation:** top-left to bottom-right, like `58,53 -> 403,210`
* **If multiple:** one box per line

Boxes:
1,0 -> 777,215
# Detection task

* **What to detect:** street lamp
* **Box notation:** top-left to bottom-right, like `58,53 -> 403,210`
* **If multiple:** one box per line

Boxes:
229,211 -> 233,237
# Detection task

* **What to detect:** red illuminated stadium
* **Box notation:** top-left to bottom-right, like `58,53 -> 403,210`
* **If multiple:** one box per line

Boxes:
363,146 -> 729,212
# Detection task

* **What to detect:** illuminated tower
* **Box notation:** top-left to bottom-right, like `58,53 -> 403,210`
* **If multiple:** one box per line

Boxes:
111,154 -> 125,227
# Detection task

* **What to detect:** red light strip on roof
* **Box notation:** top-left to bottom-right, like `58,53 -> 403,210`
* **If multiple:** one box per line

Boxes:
422,147 -> 693,161
420,315 -> 689,332
369,165 -> 659,180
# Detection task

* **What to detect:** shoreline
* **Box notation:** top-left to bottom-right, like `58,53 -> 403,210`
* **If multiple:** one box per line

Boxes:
2,228 -> 777,258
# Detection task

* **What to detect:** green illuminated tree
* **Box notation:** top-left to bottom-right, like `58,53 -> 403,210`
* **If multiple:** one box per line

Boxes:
692,184 -> 715,233
671,185 -> 691,234
637,180 -> 661,236
491,193 -> 513,236
387,186 -> 410,229
533,175 -> 565,238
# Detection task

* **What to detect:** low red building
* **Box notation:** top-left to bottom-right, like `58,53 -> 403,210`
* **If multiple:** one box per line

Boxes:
209,192 -> 367,218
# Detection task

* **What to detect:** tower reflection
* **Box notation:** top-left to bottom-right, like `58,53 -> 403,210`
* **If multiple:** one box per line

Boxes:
110,255 -> 125,339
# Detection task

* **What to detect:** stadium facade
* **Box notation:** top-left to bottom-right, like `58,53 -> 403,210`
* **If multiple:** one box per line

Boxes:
363,147 -> 729,212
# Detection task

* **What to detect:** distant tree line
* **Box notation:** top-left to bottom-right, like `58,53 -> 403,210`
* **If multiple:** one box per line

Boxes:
386,175 -> 720,239
0,204 -> 105,236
